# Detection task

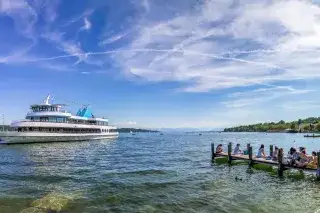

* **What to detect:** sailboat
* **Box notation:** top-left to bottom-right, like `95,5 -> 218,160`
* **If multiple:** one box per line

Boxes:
130,130 -> 136,135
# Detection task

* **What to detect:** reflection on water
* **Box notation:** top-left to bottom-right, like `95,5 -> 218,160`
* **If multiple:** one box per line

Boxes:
0,133 -> 320,213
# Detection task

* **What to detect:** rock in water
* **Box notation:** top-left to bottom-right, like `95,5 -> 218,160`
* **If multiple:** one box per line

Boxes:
30,192 -> 72,212
19,207 -> 47,213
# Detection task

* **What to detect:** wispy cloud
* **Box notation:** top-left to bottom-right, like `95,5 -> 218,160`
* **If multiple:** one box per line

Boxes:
41,31 -> 87,65
61,9 -> 94,27
142,0 -> 150,13
280,101 -> 320,112
100,32 -> 129,45
108,0 -> 320,92
222,85 -> 315,109
81,17 -> 92,31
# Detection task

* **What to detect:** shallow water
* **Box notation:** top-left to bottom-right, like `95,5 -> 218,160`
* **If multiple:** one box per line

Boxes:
0,133 -> 320,213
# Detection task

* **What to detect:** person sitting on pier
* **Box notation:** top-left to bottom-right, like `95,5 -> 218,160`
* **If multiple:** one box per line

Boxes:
216,144 -> 223,154
256,144 -> 266,158
233,143 -> 243,155
294,148 -> 309,168
286,147 -> 299,166
306,151 -> 318,169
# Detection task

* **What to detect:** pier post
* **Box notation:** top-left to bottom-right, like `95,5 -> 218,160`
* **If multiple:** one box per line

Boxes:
211,143 -> 215,161
228,142 -> 232,164
248,146 -> 253,166
317,152 -> 320,180
269,145 -> 273,157
277,148 -> 284,177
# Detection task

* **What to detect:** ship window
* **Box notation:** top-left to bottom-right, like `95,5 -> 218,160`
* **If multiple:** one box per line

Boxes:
40,117 -> 49,122
50,107 -> 57,112
56,117 -> 65,123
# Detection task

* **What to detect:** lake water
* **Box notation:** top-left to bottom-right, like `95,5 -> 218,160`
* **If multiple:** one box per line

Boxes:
0,133 -> 320,213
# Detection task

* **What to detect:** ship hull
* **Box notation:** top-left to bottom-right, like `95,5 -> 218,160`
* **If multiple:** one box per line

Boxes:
0,132 -> 119,144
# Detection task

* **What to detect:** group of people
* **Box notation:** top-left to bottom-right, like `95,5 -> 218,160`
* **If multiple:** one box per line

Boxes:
286,147 -> 318,168
215,143 -> 318,169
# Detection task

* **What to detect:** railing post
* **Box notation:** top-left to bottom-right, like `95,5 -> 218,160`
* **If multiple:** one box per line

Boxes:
317,152 -> 320,180
277,148 -> 284,177
211,143 -> 215,161
269,145 -> 273,157
228,142 -> 232,164
248,146 -> 253,166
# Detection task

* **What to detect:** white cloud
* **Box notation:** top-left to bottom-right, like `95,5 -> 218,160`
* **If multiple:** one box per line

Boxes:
127,121 -> 137,125
281,101 -> 320,112
222,86 -> 315,109
111,0 -> 320,92
81,17 -> 92,31
0,0 -> 37,40
116,121 -> 137,127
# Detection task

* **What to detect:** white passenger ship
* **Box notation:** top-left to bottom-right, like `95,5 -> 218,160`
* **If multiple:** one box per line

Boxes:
0,95 -> 119,144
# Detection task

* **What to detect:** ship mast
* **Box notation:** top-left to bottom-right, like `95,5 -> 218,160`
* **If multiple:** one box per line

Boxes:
43,95 -> 51,105
1,114 -> 4,132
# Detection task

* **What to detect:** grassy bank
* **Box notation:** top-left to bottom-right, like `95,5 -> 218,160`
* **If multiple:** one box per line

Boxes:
224,117 -> 320,133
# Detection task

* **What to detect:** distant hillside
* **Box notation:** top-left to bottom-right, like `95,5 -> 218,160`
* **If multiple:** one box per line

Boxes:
117,128 -> 159,133
224,117 -> 320,133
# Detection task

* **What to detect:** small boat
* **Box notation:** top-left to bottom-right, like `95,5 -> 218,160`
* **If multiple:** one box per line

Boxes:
304,134 -> 320,138
130,130 -> 136,135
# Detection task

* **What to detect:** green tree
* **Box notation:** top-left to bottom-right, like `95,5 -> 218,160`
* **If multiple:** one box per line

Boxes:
310,123 -> 315,131
316,123 -> 320,132
290,122 -> 296,130
279,120 -> 285,124
303,125 -> 310,132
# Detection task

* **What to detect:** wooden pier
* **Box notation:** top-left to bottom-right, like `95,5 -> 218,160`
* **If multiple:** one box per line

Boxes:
304,134 -> 320,138
211,142 -> 320,179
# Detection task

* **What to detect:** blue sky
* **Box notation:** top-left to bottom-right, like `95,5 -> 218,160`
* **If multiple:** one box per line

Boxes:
1,0 -> 320,129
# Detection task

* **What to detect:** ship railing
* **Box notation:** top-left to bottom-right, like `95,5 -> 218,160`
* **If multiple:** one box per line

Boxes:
13,119 -> 109,126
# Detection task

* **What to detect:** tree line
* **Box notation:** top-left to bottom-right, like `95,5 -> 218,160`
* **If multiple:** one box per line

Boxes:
224,117 -> 320,132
